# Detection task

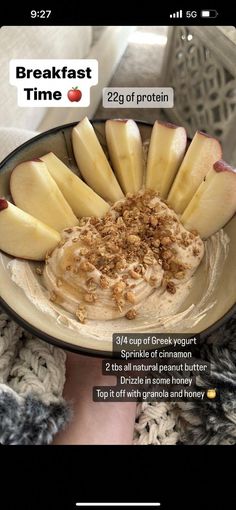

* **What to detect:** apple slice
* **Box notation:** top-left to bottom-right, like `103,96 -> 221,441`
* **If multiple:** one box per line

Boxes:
181,160 -> 236,239
105,119 -> 144,194
72,117 -> 124,203
145,121 -> 187,198
0,198 -> 60,260
10,159 -> 78,232
40,152 -> 110,218
167,131 -> 222,214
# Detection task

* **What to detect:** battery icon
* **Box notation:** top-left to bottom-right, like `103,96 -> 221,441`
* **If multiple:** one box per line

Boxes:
201,9 -> 218,18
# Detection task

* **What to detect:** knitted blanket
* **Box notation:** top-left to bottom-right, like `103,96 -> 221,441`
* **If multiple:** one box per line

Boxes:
1,310 -> 236,445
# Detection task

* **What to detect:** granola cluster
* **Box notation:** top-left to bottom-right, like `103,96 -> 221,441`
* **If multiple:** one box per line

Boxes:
44,190 -> 203,323
69,190 -> 197,281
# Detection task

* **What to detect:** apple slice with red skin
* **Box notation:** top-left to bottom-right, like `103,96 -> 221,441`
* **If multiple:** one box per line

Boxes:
181,160 -> 236,239
0,198 -> 60,260
145,121 -> 187,198
10,159 -> 78,232
167,131 -> 222,214
72,117 -> 124,203
40,152 -> 110,218
0,198 -> 8,210
105,119 -> 144,194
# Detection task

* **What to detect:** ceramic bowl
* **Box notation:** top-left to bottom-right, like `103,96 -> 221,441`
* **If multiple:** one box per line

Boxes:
0,120 -> 235,356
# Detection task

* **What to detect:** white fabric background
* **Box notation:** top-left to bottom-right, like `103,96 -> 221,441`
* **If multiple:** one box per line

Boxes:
0,26 -> 92,131
0,127 -> 37,162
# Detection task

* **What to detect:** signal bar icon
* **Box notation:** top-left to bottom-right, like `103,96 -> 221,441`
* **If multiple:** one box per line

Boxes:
170,10 -> 183,18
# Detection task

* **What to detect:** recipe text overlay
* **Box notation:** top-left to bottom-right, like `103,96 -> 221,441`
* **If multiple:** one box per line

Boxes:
9,59 -> 98,107
103,87 -> 174,108
93,334 -> 217,403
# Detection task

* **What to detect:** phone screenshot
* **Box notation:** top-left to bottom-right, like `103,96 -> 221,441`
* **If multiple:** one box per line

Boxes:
0,7 -> 235,509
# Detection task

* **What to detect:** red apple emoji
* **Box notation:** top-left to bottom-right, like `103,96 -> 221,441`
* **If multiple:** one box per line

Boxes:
67,87 -> 82,102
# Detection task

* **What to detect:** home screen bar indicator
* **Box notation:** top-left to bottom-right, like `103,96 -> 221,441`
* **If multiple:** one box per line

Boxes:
76,504 -> 161,507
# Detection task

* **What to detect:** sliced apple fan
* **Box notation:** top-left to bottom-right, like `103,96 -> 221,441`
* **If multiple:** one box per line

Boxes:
0,117 -> 235,261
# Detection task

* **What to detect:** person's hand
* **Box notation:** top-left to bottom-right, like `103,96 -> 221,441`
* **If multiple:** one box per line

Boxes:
53,352 -> 136,445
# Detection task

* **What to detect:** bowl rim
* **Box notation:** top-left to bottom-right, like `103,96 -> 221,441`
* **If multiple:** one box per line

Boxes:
0,118 -> 235,357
